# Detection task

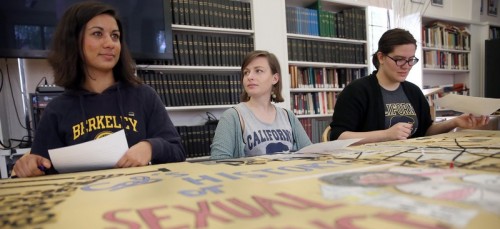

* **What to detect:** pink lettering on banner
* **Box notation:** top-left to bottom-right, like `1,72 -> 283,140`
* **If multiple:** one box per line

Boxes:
103,207 -> 190,229
103,209 -> 143,229
335,215 -> 367,229
212,198 -> 265,218
174,192 -> 345,228
252,195 -> 307,216
103,192 -> 448,229
138,206 -> 186,229
174,201 -> 232,228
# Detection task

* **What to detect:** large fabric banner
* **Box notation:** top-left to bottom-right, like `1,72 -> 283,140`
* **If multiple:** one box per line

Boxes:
1,130 -> 499,228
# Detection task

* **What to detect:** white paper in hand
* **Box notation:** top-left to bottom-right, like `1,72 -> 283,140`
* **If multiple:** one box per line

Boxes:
48,130 -> 129,173
434,94 -> 500,116
297,138 -> 362,154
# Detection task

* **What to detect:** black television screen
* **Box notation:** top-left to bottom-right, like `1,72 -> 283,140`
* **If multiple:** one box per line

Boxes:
0,0 -> 173,60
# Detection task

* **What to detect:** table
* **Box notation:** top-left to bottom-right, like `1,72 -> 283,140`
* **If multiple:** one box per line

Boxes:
1,130 -> 499,228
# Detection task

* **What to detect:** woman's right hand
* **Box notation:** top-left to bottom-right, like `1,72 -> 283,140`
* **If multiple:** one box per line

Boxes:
385,122 -> 413,141
13,154 -> 52,178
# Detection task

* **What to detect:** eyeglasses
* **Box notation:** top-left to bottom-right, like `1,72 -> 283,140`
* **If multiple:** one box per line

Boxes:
385,55 -> 419,67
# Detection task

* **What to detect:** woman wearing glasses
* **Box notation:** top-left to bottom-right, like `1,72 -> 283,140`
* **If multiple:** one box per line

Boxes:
329,28 -> 488,144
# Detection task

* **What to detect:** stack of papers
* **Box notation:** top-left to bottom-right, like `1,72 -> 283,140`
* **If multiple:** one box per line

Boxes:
434,94 -> 500,116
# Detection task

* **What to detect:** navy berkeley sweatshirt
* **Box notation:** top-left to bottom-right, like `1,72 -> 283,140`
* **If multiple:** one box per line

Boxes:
31,82 -> 186,174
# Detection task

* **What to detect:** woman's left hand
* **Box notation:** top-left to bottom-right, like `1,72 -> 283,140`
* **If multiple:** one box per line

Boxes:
454,114 -> 490,129
115,141 -> 152,168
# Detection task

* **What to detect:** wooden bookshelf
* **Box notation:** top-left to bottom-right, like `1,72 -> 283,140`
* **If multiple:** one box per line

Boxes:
285,0 -> 369,143
135,0 -> 254,158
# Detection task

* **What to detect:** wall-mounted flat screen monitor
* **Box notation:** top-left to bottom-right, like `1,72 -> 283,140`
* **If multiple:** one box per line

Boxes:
0,0 -> 173,60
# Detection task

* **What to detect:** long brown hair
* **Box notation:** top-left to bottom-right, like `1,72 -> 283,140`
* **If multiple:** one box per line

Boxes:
372,28 -> 417,70
48,1 -> 140,90
240,50 -> 284,103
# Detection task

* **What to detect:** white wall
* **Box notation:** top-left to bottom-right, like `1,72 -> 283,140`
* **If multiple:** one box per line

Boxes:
419,0 -> 499,24
366,5 -> 393,73
253,0 -> 289,109
473,0 -> 500,23
391,0 -> 423,87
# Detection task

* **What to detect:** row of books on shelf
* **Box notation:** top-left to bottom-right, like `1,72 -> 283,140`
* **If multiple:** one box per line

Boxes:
319,7 -> 365,40
423,50 -> 469,70
175,33 -> 253,66
176,124 -> 216,158
286,6 -> 319,36
138,71 -> 242,107
422,21 -> 471,50
171,0 -> 251,30
285,5 -> 365,40
288,38 -> 366,64
299,118 -> 330,144
289,66 -> 366,89
291,91 -> 338,116
137,33 -> 253,66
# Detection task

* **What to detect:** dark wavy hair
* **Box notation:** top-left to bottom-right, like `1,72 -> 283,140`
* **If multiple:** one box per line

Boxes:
240,50 -> 284,103
48,1 -> 140,90
372,28 -> 417,70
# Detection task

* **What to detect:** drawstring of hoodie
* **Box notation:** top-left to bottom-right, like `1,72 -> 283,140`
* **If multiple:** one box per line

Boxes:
116,84 -> 128,136
78,94 -> 90,142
